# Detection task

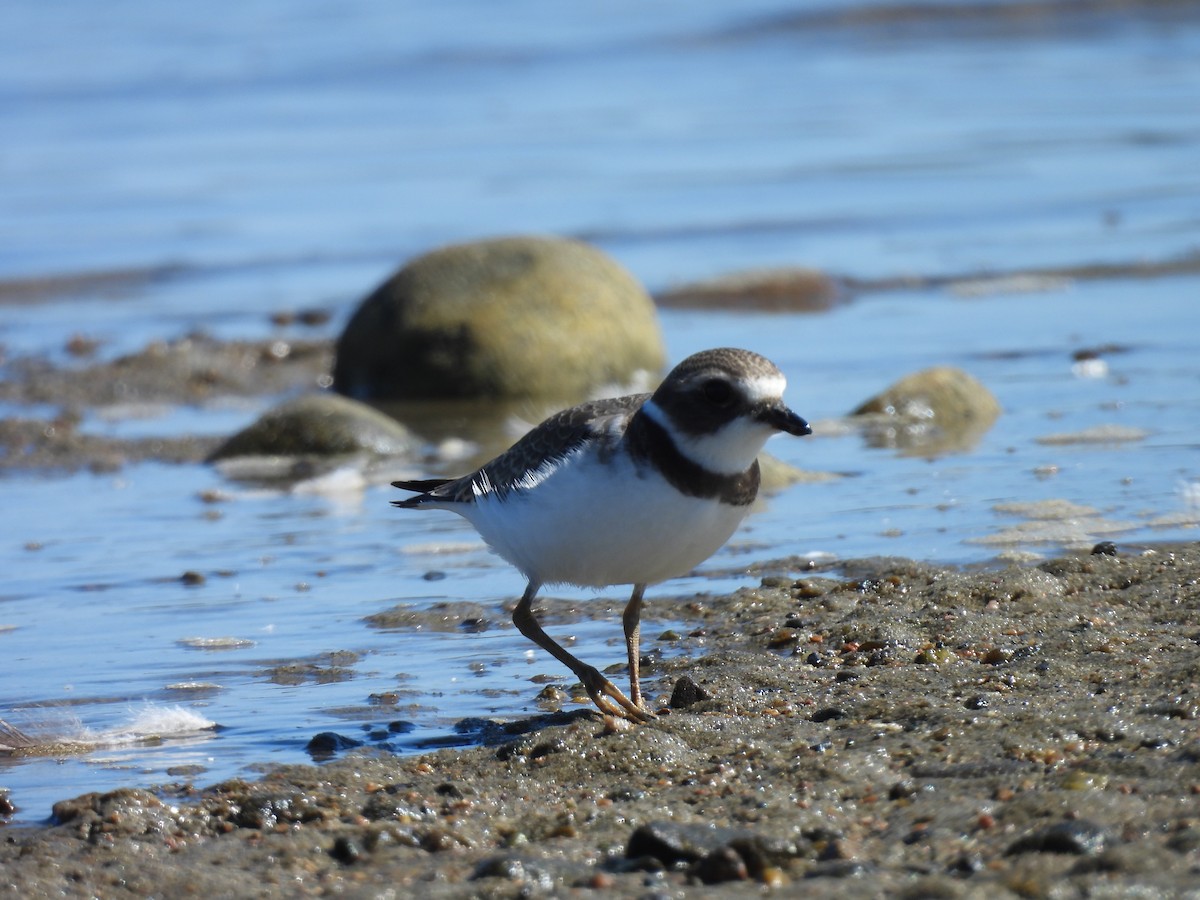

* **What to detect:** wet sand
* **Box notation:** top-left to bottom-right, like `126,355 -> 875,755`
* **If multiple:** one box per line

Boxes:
4,542 -> 1199,897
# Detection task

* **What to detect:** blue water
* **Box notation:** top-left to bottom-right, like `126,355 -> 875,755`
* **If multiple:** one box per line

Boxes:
2,0 -> 1199,824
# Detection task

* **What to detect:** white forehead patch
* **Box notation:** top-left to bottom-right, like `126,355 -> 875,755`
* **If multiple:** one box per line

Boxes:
743,373 -> 787,403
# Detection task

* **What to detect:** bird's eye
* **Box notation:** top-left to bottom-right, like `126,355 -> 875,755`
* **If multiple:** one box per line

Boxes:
701,379 -> 735,406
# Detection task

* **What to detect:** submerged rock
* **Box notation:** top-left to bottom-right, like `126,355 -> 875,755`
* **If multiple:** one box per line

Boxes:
332,235 -> 665,402
207,392 -> 416,461
757,451 -> 838,492
306,732 -> 363,759
851,366 -> 1000,455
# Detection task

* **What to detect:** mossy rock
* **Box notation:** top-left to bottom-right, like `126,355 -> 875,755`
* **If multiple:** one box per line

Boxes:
333,235 -> 665,402
208,392 -> 416,461
851,366 -> 1001,455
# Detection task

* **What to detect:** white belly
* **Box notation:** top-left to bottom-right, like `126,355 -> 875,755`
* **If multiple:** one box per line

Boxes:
457,450 -> 751,587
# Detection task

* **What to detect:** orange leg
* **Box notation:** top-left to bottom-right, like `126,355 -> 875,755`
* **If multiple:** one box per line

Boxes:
512,582 -> 652,723
622,583 -> 646,709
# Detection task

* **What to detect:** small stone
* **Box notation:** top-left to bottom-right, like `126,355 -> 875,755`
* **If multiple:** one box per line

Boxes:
1006,819 -> 1109,856
1061,771 -> 1108,791
50,788 -> 164,829
330,835 -> 362,865
767,628 -> 799,649
627,822 -> 717,866
607,787 -> 646,802
627,821 -> 796,873
472,855 -> 523,880
812,707 -> 848,723
915,646 -> 955,666
470,855 -> 553,890
1092,541 -> 1118,556
792,580 -> 826,598
305,732 -> 363,757
528,739 -> 567,760
669,676 -> 710,709
692,846 -> 749,884
420,827 -> 467,853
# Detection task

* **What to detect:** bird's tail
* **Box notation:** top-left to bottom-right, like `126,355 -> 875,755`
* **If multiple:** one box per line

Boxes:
391,478 -> 453,508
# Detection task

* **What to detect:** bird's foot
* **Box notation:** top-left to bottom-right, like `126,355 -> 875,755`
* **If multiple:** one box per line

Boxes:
580,669 -> 654,724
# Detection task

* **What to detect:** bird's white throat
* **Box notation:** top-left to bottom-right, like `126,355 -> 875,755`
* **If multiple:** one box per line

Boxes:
642,398 -> 777,475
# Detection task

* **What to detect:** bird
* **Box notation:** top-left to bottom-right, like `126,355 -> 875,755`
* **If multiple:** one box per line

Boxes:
392,347 -> 811,722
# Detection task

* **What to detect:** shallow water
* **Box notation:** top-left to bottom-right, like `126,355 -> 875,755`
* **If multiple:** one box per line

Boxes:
3,0 -> 1200,823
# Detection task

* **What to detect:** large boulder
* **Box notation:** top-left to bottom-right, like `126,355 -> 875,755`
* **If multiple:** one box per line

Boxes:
333,236 -> 665,402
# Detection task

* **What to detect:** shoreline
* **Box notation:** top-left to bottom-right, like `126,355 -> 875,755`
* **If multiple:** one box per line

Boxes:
4,542 -> 1199,896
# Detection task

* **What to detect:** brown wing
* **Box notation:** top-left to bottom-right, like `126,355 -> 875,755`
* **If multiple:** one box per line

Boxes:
392,393 -> 648,507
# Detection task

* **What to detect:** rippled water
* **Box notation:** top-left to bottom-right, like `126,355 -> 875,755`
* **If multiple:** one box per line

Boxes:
3,0 -> 1199,823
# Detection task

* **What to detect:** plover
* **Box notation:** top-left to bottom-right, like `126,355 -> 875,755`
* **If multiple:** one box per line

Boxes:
393,347 -> 811,722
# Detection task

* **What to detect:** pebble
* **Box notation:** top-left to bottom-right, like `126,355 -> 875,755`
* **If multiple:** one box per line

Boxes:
1006,820 -> 1110,856
811,707 -> 848,722
305,732 -> 363,757
668,676 -> 710,709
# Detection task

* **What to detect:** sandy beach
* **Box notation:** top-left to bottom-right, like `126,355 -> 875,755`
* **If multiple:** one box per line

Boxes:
4,541 -> 1199,897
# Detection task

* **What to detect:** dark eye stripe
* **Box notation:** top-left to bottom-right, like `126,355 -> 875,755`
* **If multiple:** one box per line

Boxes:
702,379 -> 735,404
